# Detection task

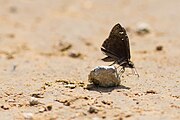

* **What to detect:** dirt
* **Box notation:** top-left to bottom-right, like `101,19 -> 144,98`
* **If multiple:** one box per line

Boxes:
0,0 -> 179,120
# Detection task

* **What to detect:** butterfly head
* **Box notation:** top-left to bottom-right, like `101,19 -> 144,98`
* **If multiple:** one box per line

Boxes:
128,61 -> 135,68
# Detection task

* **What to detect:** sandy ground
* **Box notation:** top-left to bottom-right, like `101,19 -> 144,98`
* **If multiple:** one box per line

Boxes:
0,0 -> 180,120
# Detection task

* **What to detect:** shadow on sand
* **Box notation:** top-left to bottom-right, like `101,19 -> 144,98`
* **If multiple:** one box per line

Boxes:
86,84 -> 130,93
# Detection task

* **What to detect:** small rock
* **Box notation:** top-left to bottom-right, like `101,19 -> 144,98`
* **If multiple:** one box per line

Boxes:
101,100 -> 112,105
31,92 -> 44,98
88,106 -> 98,114
39,107 -> 46,113
68,52 -> 82,58
55,99 -> 71,106
7,98 -> 15,102
6,54 -> 14,59
134,93 -> 141,96
136,22 -> 150,35
88,66 -> 120,87
45,82 -> 53,87
55,79 -> 69,84
64,84 -> 76,89
46,104 -> 52,111
125,114 -> 132,118
9,6 -> 17,13
54,41 -> 72,52
77,81 -> 85,87
156,45 -> 163,51
64,102 -> 71,106
23,112 -> 33,120
38,104 -> 52,113
1,104 -> 10,110
7,33 -> 15,38
29,97 -> 39,106
146,90 -> 157,94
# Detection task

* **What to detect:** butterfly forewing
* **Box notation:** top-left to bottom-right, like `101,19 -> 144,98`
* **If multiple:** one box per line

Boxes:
101,23 -> 131,62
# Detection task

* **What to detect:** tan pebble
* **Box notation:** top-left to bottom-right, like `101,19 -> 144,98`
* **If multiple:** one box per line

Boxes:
29,97 -> 39,106
23,112 -> 33,120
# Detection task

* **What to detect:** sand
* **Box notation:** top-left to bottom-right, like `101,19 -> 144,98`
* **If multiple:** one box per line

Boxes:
0,0 -> 179,120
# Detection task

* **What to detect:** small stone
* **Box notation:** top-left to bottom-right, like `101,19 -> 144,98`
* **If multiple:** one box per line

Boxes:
101,100 -> 112,105
156,45 -> 163,51
125,114 -> 132,118
88,66 -> 120,87
23,112 -> 33,120
55,79 -> 69,84
38,104 -> 52,113
56,99 -> 71,106
31,92 -> 44,98
7,98 -> 15,102
29,97 -> 39,106
64,84 -> 76,89
46,104 -> 52,111
64,102 -> 71,106
88,106 -> 98,114
39,107 -> 46,113
7,33 -> 15,38
1,104 -> 10,110
45,82 -> 53,87
136,22 -> 150,35
9,6 -> 17,13
146,90 -> 157,94
77,81 -> 85,87
68,52 -> 82,58
54,41 -> 72,52
6,54 -> 14,59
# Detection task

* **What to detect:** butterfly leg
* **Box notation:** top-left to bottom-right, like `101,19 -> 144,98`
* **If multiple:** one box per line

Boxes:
118,67 -> 125,78
131,68 -> 135,75
109,61 -> 116,66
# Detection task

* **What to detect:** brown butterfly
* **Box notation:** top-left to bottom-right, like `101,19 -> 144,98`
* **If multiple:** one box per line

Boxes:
101,23 -> 139,77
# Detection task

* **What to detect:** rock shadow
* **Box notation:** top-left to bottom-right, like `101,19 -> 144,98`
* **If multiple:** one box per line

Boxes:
86,84 -> 130,93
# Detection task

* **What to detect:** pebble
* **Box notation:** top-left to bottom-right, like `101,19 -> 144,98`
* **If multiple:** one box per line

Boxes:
23,112 -> 33,120
64,84 -> 76,89
31,92 -> 44,98
39,107 -> 46,113
68,52 -> 82,58
1,104 -> 10,110
7,98 -> 15,102
146,90 -> 157,94
56,41 -> 72,52
46,104 -> 52,111
136,22 -> 150,35
88,106 -> 98,114
29,97 -> 39,106
156,45 -> 163,51
88,66 -> 120,87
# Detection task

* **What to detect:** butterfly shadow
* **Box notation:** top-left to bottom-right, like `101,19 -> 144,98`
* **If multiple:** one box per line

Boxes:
86,84 -> 130,93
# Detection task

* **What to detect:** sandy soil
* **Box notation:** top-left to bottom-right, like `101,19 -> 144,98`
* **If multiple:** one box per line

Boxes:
0,0 -> 179,120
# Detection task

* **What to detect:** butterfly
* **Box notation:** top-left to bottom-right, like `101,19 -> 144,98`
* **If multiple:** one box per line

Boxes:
101,23 -> 139,77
